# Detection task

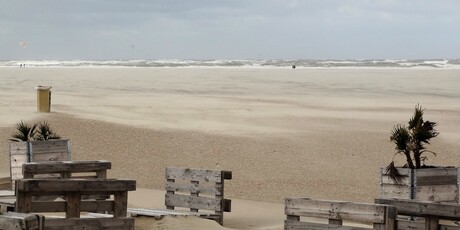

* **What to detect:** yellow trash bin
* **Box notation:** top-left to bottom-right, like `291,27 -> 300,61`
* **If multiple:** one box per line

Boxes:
36,86 -> 52,112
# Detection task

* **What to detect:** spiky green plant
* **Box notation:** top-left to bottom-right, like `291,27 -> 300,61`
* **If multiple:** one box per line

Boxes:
10,120 -> 61,142
386,105 -> 439,182
9,120 -> 37,142
35,121 -> 61,141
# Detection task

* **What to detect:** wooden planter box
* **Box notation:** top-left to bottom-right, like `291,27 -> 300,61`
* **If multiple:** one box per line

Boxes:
9,140 -> 71,190
380,167 -> 459,203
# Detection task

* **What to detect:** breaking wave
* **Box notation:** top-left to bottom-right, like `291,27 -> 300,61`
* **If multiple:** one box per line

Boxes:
1,59 -> 460,69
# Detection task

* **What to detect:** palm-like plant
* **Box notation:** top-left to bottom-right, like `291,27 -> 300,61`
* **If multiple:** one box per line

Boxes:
9,121 -> 37,142
35,121 -> 61,141
10,120 -> 61,142
386,105 -> 439,182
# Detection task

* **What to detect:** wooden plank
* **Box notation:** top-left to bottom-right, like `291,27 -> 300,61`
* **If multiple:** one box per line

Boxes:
16,179 -> 136,192
22,161 -> 111,174
127,208 -> 221,220
29,140 -> 69,153
414,185 -> 458,202
65,192 -> 81,218
113,192 -> 128,218
395,219 -> 425,230
165,181 -> 222,196
15,191 -> 32,213
10,155 -> 29,168
26,200 -> 114,213
375,198 -> 460,220
380,184 -> 411,200
165,194 -> 223,212
11,167 -> 24,180
285,198 -> 389,224
44,217 -> 134,230
380,175 -> 410,185
166,167 -> 226,183
414,167 -> 458,177
284,220 -> 370,230
0,212 -> 44,230
30,152 -> 69,162
29,140 -> 70,163
24,200 -> 114,212
416,175 -> 458,186
9,142 -> 29,155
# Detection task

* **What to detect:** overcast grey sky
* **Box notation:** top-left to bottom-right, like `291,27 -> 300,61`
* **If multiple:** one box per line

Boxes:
1,0 -> 459,60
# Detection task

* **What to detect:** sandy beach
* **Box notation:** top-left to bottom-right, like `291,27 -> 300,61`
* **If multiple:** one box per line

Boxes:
1,67 -> 460,229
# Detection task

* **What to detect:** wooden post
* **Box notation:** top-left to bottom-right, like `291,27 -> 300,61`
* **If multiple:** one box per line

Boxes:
15,190 -> 32,213
425,216 -> 439,230
66,192 -> 81,218
114,191 -> 128,218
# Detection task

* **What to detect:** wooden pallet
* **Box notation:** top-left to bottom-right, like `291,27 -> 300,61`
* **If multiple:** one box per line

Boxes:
285,197 -> 397,230
15,178 -> 136,230
128,167 -> 232,225
376,198 -> 460,230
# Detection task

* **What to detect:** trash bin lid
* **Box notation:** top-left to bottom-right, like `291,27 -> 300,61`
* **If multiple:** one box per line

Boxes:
35,86 -> 52,90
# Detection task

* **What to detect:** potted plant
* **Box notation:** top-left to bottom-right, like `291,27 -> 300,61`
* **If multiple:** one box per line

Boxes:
380,105 -> 459,202
9,120 -> 70,189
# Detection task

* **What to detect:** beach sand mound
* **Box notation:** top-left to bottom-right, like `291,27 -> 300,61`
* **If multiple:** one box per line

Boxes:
135,216 -> 233,230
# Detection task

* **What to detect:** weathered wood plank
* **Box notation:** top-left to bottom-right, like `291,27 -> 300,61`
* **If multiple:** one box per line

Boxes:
113,192 -> 128,218
414,167 -> 458,177
416,175 -> 458,186
375,198 -> 460,220
22,161 -> 111,175
165,194 -> 223,212
16,179 -> 136,192
0,212 -> 44,230
166,167 -> 231,183
44,217 -> 134,230
380,184 -> 411,200
10,155 -> 29,168
9,142 -> 29,155
26,200 -> 114,213
285,198 -> 391,224
28,140 -> 69,153
65,192 -> 81,218
414,185 -> 458,202
29,140 -> 70,163
165,181 -> 222,196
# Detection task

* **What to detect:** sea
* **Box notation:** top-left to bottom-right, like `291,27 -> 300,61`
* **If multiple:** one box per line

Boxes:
1,59 -> 460,69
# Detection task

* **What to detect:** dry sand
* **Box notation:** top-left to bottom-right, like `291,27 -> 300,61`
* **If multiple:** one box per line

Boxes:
1,67 -> 460,229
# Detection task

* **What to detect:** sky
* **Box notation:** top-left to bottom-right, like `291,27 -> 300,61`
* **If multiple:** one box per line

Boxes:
1,0 -> 460,60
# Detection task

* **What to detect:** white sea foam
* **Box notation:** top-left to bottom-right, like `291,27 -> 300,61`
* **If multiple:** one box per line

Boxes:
1,59 -> 460,69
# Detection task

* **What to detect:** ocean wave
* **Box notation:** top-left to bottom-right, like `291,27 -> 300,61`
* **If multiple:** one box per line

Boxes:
1,59 -> 459,69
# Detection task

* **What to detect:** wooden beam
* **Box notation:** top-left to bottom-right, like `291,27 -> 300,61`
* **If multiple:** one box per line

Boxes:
375,198 -> 460,220
166,167 -> 226,183
0,212 -> 44,230
22,161 -> 111,175
16,179 -> 136,192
